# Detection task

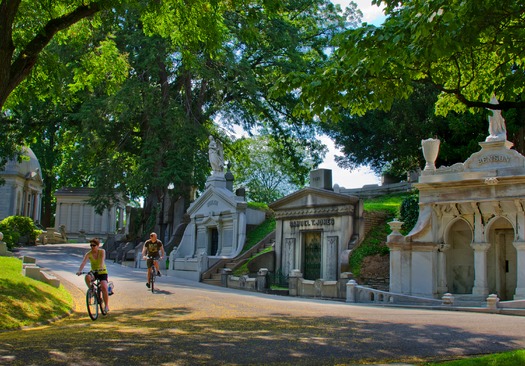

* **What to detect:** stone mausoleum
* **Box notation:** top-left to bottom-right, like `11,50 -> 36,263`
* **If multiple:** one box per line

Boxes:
54,187 -> 127,239
270,169 -> 364,282
389,101 -> 525,301
0,147 -> 43,223
169,136 -> 266,280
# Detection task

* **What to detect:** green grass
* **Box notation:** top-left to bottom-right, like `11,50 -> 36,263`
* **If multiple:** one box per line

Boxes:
424,350 -> 525,365
242,216 -> 275,254
363,192 -> 412,216
348,223 -> 391,277
0,256 -> 74,330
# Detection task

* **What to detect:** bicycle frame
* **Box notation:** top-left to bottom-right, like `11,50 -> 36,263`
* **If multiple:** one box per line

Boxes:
81,271 -> 107,320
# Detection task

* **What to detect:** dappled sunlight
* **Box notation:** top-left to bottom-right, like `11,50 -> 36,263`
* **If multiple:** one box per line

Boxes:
2,302 -> 525,365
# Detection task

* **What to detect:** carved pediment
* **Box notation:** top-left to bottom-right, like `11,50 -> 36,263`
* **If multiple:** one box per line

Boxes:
270,187 -> 359,212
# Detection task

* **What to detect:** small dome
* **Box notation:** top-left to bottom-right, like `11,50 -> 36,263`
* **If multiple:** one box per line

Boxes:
2,147 -> 42,179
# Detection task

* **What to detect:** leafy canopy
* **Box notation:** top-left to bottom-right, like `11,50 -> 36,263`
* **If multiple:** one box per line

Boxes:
288,0 -> 525,122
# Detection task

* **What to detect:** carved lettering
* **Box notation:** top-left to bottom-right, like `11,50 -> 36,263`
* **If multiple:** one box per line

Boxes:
207,200 -> 219,207
478,155 -> 511,165
289,218 -> 335,228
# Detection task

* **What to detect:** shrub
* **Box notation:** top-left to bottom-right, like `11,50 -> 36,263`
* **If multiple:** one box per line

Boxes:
399,193 -> 419,234
0,216 -> 43,250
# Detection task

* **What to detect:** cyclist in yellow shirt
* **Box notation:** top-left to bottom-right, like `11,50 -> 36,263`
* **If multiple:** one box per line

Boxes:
77,238 -> 111,313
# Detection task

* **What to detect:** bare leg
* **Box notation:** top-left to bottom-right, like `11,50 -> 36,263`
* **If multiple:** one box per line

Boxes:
101,280 -> 109,311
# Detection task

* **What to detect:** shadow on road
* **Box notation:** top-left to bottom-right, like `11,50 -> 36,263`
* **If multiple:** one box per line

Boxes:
0,306 -> 519,366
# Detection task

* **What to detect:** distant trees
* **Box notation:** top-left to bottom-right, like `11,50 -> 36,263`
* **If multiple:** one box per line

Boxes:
229,135 -> 326,202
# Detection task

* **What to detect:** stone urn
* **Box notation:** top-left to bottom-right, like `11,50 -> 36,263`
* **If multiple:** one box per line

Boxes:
421,138 -> 440,171
388,219 -> 404,235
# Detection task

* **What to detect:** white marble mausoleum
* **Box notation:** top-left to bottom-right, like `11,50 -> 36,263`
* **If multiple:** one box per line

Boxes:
389,103 -> 525,301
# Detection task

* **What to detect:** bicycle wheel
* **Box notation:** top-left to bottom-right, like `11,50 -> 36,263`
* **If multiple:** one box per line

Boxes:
98,289 -> 107,316
149,267 -> 155,293
86,288 -> 98,320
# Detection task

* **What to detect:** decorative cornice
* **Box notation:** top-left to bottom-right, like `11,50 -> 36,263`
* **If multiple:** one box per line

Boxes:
273,205 -> 354,219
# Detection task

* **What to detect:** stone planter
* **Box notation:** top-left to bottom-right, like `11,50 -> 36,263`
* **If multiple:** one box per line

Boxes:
421,138 -> 440,171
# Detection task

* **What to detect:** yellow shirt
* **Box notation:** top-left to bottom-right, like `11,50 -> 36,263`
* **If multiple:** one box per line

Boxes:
89,251 -> 108,274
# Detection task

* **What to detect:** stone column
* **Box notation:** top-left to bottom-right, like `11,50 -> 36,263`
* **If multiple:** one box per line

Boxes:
437,244 -> 450,294
471,242 -> 490,296
257,268 -> 268,292
346,279 -> 357,303
512,241 -> 525,299
221,268 -> 232,287
387,219 -> 406,293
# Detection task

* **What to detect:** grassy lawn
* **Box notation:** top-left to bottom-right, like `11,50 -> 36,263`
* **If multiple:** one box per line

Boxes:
424,350 -> 525,365
0,256 -> 73,330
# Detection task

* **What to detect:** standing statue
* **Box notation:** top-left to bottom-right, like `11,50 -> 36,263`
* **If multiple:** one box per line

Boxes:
486,95 -> 507,142
208,135 -> 224,173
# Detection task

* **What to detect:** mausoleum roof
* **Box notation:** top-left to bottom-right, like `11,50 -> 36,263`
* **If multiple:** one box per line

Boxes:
2,147 -> 42,180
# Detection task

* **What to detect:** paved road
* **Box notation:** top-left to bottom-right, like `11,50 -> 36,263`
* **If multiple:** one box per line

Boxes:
4,244 -> 525,366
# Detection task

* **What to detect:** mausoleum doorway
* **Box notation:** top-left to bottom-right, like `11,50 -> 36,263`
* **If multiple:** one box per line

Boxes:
210,227 -> 219,256
445,219 -> 474,294
303,231 -> 322,280
486,219 -> 516,301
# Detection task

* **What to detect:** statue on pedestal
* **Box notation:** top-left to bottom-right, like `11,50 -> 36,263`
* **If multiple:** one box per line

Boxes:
486,95 -> 507,142
208,135 -> 224,174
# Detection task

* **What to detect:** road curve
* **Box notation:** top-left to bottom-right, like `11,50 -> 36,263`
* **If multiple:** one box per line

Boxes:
2,244 -> 525,366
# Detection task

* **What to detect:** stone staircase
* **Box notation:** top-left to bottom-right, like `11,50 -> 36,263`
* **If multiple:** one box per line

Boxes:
201,231 -> 275,286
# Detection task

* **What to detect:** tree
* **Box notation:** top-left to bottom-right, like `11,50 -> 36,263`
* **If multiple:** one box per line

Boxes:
288,0 -> 525,121
5,0 -> 353,234
0,0 -> 122,110
229,135 -> 326,203
321,82 -> 489,176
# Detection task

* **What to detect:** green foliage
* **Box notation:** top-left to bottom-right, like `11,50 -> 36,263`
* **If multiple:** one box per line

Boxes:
399,193 -> 420,235
294,0 -> 525,120
0,216 -> 43,250
321,82 -> 488,175
0,257 -> 73,330
348,223 -> 391,277
230,135 -> 325,202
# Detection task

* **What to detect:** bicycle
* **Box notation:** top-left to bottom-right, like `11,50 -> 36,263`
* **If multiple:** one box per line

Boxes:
145,256 -> 159,293
78,270 -> 108,320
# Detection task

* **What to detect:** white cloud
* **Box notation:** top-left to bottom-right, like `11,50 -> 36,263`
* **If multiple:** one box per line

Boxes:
332,0 -> 386,25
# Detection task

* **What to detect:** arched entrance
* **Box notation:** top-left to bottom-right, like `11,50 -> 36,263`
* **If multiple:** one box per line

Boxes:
487,218 -> 517,300
446,219 -> 474,294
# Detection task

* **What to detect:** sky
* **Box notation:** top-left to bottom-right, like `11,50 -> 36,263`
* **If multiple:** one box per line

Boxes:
316,1 -> 386,188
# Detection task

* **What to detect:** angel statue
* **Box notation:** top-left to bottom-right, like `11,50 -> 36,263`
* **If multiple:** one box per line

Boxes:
208,135 -> 224,174
486,95 -> 507,142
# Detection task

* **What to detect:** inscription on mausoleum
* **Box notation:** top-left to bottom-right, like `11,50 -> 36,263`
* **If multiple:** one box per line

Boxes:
478,155 -> 510,165
207,200 -> 219,207
290,218 -> 335,228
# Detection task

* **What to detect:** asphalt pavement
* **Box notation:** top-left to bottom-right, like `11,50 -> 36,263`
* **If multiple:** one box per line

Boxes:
7,243 -> 525,366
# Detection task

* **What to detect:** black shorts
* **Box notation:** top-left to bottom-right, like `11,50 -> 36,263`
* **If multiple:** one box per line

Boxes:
147,255 -> 160,268
92,272 -> 108,282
